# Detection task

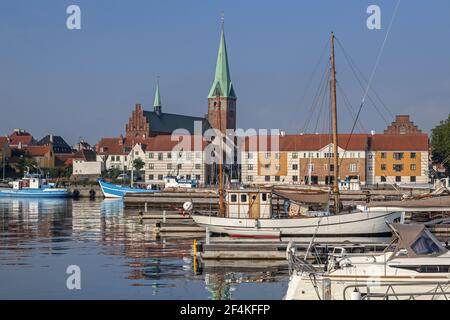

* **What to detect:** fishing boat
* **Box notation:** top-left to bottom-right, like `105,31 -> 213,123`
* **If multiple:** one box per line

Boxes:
285,223 -> 450,300
98,179 -> 160,198
0,172 -> 69,198
188,33 -> 402,239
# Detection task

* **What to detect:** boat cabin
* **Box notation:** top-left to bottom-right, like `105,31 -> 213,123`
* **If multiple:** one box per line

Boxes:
13,174 -> 43,190
224,189 -> 330,219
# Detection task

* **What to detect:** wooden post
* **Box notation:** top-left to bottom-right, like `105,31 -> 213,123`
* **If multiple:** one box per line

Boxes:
144,202 -> 148,213
206,227 -> 210,245
163,210 -> 166,223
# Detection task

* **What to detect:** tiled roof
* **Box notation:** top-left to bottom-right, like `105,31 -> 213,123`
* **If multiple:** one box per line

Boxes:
26,145 -> 52,157
143,111 -> 210,135
96,135 -> 208,155
370,134 -> 429,151
244,134 -> 369,151
0,136 -> 8,146
9,131 -> 33,146
37,135 -> 72,154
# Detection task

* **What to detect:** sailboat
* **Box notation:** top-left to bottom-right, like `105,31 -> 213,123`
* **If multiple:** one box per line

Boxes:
188,33 -> 402,238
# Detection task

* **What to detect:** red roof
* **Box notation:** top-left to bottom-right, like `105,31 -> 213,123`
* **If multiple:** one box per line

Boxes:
96,135 -> 208,155
9,131 -> 33,146
26,145 -> 51,157
370,134 -> 429,151
244,134 -> 369,151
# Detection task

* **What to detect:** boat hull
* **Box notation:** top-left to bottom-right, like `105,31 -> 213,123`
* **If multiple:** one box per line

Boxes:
0,188 -> 70,198
191,211 -> 402,238
98,180 -> 160,198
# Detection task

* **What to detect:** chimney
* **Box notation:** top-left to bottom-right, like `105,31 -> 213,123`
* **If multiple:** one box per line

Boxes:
370,130 -> 376,136
50,135 -> 54,143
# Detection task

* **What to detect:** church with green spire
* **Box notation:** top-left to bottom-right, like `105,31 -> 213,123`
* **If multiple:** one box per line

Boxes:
125,21 -> 236,138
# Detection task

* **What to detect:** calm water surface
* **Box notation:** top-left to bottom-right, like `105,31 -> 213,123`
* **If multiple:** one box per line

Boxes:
0,199 -> 288,299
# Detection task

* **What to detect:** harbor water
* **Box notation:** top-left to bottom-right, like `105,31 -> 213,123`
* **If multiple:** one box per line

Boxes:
0,198 -> 288,299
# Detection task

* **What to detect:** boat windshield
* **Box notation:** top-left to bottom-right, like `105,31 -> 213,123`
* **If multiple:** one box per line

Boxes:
410,232 -> 445,256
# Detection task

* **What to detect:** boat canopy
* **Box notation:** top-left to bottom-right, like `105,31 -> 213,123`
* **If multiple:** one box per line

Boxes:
387,223 -> 447,259
368,196 -> 450,209
273,190 -> 329,204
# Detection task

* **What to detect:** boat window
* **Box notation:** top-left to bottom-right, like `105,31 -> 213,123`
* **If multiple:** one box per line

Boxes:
261,193 -> 267,202
230,194 -> 237,203
240,194 -> 247,203
411,233 -> 443,256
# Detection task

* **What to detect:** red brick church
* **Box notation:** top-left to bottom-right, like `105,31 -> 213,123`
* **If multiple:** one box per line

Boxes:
125,23 -> 236,139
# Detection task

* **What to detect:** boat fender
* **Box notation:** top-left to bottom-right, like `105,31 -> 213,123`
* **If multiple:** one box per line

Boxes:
89,189 -> 96,200
72,189 -> 80,199
183,201 -> 194,213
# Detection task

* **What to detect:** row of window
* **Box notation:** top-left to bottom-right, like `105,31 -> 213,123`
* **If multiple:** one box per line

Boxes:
147,152 -> 202,160
381,152 -> 416,160
246,163 -> 358,173
247,152 -> 363,159
380,164 -> 417,172
148,174 -> 201,181
147,163 -> 202,170
229,193 -> 269,203
380,176 -> 417,182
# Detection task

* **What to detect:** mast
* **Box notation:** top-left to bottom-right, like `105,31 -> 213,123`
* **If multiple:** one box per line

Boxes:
217,95 -> 225,217
330,32 -> 340,213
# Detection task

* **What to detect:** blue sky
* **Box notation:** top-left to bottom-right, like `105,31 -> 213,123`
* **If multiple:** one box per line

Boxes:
1,0 -> 449,145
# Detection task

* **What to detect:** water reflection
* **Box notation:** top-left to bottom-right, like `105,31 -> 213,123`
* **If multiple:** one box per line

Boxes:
0,198 -> 287,299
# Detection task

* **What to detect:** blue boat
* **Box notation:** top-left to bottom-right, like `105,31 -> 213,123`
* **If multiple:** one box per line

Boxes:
0,173 -> 70,198
98,179 -> 160,198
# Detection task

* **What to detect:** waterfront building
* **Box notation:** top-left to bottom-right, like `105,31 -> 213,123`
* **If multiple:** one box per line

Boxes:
8,129 -> 34,149
240,134 -> 367,186
25,145 -> 55,168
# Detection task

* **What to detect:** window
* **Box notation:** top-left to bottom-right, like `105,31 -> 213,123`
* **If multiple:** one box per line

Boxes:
247,175 -> 253,182
148,164 -> 154,170
410,176 -> 416,182
393,152 -> 404,160
195,164 -> 201,170
329,164 -> 334,172
195,175 -> 201,181
316,153 -> 320,158
177,164 -> 182,170
381,164 -> 386,171
349,163 -> 357,172
393,164 -> 404,172
410,164 -> 416,171
167,152 -> 172,159
148,153 -> 154,159
230,194 -> 237,203
292,152 -> 298,159
149,174 -> 154,180
411,233 -> 443,256
275,176 -> 280,182
240,194 -> 247,202
167,164 -> 172,170
275,153 -> 279,159
186,175 -> 191,180
248,164 -> 253,171
275,164 -> 281,172
262,193 -> 268,202
292,175 -> 298,182
247,153 -> 253,159
292,164 -> 298,170
265,153 -> 270,159
124,156 -> 128,162
410,152 -> 416,159
158,174 -> 163,180
265,176 -> 271,182
381,152 -> 387,159
396,176 -> 401,182
303,153 -> 307,158
158,153 -> 163,161
381,176 -> 387,182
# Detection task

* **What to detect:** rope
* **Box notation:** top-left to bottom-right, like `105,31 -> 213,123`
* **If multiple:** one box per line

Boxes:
338,0 -> 401,167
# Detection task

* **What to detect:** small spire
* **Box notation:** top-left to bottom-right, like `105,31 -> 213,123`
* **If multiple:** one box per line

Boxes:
153,78 -> 162,114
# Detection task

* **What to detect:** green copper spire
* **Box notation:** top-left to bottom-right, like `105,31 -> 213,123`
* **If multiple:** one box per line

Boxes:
208,21 -> 236,99
153,81 -> 162,112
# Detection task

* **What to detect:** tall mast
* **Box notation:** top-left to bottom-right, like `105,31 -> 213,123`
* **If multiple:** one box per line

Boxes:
330,32 -> 340,213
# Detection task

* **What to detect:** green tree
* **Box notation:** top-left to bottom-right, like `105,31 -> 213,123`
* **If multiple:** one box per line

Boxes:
431,114 -> 450,173
133,158 -> 145,180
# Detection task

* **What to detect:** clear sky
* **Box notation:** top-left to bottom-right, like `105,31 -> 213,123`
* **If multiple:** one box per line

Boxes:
1,0 -> 449,145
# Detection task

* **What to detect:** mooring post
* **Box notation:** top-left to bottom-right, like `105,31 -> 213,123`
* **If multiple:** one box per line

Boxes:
206,227 -> 210,245
163,210 -> 166,223
144,202 -> 148,213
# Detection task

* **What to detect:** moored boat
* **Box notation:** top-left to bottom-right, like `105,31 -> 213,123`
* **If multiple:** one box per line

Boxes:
0,173 -> 69,198
98,179 -> 160,198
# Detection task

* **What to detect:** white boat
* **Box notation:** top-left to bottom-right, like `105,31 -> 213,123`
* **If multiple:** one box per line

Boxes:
163,176 -> 198,189
189,189 -> 402,238
285,223 -> 450,300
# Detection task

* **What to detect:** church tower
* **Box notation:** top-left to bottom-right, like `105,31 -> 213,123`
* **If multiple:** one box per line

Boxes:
153,82 -> 162,115
207,20 -> 237,134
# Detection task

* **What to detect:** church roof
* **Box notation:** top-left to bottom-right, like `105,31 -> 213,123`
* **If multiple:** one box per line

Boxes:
143,111 -> 210,135
153,83 -> 162,108
208,24 -> 236,99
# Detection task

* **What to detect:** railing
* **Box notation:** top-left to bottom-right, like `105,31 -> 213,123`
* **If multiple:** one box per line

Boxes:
343,281 -> 450,300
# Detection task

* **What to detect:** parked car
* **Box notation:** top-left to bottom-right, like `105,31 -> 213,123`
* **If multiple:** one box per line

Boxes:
116,174 -> 130,180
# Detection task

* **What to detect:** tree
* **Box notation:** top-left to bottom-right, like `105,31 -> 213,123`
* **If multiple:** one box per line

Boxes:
133,158 -> 145,181
431,114 -> 450,173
